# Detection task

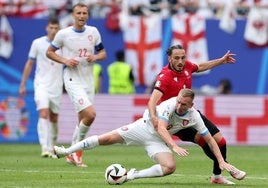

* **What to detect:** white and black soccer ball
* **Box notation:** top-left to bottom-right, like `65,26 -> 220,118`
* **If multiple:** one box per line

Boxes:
105,163 -> 127,185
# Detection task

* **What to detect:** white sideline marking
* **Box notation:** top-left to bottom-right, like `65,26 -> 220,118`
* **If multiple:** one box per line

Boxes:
0,169 -> 267,180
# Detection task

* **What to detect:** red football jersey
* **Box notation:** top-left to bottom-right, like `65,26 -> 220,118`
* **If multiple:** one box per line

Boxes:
155,61 -> 198,103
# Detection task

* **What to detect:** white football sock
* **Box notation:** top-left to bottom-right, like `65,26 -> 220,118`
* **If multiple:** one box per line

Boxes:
51,122 -> 58,145
135,164 -> 164,179
48,122 -> 58,152
78,121 -> 90,141
71,125 -> 79,145
213,174 -> 222,179
66,135 -> 99,154
37,118 -> 49,152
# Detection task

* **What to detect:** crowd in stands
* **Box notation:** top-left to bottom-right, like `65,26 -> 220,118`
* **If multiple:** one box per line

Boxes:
0,0 -> 268,19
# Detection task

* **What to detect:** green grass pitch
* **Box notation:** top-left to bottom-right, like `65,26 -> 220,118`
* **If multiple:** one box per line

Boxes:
0,144 -> 267,188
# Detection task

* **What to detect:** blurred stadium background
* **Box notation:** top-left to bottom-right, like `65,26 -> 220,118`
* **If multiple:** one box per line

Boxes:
0,4 -> 267,145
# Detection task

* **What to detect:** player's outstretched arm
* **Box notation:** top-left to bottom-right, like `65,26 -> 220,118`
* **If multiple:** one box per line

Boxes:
157,120 -> 189,156
203,133 -> 228,168
197,50 -> 236,72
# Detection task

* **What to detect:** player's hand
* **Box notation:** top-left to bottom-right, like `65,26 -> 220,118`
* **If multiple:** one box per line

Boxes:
65,59 -> 79,67
86,54 -> 97,63
173,146 -> 189,157
222,50 -> 236,64
19,85 -> 26,97
219,161 -> 235,172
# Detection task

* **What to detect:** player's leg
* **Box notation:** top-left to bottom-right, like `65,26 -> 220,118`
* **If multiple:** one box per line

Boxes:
54,130 -> 123,158
34,88 -> 51,157
37,108 -> 50,157
48,111 -> 58,157
127,152 -> 175,181
70,106 -> 95,151
48,91 -> 62,154
48,97 -> 61,157
77,105 -> 96,142
54,118 -> 142,160
172,117 -> 234,184
196,112 -> 226,175
65,83 -> 95,167
196,112 -> 247,184
126,139 -> 175,181
70,105 -> 96,167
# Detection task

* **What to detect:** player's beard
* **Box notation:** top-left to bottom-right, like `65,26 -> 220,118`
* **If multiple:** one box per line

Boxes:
170,63 -> 183,73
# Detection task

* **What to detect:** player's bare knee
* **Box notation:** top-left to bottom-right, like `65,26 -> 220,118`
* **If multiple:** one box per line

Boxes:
162,163 -> 176,175
86,108 -> 96,119
39,109 -> 49,119
82,108 -> 96,124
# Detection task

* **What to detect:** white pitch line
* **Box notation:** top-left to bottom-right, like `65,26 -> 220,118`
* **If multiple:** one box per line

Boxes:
1,169 -> 267,180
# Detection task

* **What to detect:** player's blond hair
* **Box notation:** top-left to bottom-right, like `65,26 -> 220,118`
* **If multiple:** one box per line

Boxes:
179,88 -> 195,100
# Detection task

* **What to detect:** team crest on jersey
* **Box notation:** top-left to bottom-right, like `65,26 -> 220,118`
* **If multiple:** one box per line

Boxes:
184,70 -> 189,76
173,77 -> 178,82
88,35 -> 93,41
182,119 -> 189,126
78,98 -> 84,105
121,126 -> 128,131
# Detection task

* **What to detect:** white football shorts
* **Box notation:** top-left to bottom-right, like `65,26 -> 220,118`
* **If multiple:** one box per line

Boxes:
64,78 -> 94,113
116,118 -> 172,160
34,83 -> 62,113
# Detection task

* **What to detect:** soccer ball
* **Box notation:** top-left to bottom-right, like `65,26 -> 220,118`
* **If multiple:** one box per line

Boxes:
105,163 -> 127,185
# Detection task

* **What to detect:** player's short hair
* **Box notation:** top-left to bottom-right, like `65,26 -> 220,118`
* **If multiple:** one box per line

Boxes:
179,88 -> 195,100
48,17 -> 59,25
166,44 -> 184,56
72,2 -> 89,12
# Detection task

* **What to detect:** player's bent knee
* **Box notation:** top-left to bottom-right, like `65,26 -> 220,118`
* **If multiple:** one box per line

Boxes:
86,109 -> 96,119
161,163 -> 176,175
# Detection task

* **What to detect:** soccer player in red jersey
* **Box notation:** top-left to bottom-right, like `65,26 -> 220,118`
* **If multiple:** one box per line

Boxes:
148,44 -> 245,185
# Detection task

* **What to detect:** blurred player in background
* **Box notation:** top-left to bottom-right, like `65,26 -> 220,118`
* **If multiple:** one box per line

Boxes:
19,17 -> 62,158
147,44 -> 244,184
46,3 -> 107,167
107,50 -> 135,94
217,78 -> 232,94
93,62 -> 103,93
54,88 -> 245,184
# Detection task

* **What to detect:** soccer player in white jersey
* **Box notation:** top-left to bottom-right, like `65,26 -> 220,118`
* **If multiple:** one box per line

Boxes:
54,88 -> 246,184
19,17 -> 63,158
46,3 -> 107,167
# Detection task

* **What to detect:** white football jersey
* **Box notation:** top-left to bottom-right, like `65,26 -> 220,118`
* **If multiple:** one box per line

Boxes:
143,97 -> 208,135
51,25 -> 102,90
29,36 -> 63,92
